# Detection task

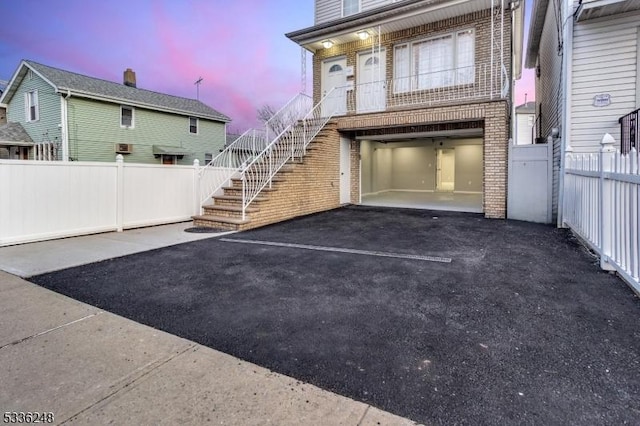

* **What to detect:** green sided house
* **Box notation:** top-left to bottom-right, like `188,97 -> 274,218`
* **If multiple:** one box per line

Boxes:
0,60 -> 230,163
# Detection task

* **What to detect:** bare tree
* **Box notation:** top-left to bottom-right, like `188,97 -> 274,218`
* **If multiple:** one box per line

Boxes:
257,104 -> 292,139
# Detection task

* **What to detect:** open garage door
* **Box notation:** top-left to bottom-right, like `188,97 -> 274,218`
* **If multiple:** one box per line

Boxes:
360,136 -> 483,213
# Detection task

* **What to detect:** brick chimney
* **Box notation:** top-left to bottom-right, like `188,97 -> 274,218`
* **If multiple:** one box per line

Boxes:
123,68 -> 136,88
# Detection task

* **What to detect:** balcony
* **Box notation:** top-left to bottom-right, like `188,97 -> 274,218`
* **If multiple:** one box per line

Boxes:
619,108 -> 639,154
324,63 -> 507,117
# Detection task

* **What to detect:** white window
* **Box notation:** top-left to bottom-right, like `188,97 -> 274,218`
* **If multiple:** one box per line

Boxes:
121,106 -> 134,128
189,117 -> 198,134
25,90 -> 39,122
393,29 -> 475,93
342,0 -> 359,17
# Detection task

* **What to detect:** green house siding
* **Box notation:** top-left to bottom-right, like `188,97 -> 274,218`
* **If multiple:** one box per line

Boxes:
67,97 -> 226,164
6,70 -> 62,153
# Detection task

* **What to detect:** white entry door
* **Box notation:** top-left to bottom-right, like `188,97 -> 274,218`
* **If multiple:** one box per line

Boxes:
322,57 -> 347,117
436,148 -> 455,192
340,137 -> 351,204
357,50 -> 386,113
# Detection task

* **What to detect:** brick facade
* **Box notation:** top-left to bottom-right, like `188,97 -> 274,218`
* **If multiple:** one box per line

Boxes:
308,7 -> 512,219
194,5 -> 513,231
336,100 -> 509,218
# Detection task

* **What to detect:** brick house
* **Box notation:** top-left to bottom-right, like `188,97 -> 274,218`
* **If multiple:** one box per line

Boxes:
194,0 -> 525,230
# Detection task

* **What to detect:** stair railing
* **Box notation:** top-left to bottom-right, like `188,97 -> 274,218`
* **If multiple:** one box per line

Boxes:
265,93 -> 313,143
197,93 -> 314,211
240,88 -> 339,219
198,128 -> 267,209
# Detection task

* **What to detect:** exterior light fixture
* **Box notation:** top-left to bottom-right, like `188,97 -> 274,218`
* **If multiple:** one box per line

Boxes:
322,40 -> 334,49
357,31 -> 370,40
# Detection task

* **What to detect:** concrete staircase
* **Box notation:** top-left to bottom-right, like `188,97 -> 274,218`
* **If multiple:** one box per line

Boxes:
192,120 -> 337,231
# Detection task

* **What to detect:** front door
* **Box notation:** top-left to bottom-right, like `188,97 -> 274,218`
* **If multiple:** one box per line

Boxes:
340,137 -> 351,204
322,57 -> 347,117
357,50 -> 386,113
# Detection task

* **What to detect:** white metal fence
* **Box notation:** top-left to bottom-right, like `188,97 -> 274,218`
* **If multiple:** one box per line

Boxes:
0,155 -> 201,246
563,133 -> 640,294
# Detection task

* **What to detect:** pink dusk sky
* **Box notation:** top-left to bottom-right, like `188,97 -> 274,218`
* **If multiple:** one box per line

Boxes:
0,0 -> 534,132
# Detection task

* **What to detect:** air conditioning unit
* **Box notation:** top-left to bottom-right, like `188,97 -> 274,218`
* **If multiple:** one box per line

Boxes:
115,143 -> 133,154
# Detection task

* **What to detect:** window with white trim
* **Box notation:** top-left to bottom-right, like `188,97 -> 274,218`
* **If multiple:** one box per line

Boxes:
121,106 -> 134,128
25,90 -> 39,122
189,117 -> 198,134
393,29 -> 475,93
342,0 -> 359,17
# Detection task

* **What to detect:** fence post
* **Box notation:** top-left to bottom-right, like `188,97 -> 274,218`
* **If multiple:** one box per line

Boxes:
193,159 -> 200,216
600,133 -> 616,271
563,144 -> 573,227
116,154 -> 124,232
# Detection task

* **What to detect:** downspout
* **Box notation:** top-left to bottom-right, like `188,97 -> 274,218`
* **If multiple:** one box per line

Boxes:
511,2 -> 517,142
491,0 -> 495,99
60,89 -> 71,161
557,1 -> 573,228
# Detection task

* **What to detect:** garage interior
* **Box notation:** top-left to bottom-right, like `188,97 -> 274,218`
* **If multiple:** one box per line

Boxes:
358,129 -> 484,213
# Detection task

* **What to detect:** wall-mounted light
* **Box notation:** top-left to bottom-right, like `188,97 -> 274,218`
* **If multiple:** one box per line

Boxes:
357,31 -> 370,40
322,40 -> 334,49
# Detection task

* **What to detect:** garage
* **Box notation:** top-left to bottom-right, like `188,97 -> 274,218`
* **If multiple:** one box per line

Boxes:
359,131 -> 484,213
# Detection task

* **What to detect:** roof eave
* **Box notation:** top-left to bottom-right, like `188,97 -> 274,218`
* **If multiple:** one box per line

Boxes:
524,0 -> 551,69
286,0 -> 459,52
58,88 -> 231,123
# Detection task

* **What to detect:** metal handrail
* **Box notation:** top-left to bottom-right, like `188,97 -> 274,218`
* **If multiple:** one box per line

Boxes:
240,88 -> 339,219
265,93 -> 313,142
619,108 -> 639,155
197,127 -> 267,207
328,63 -> 503,115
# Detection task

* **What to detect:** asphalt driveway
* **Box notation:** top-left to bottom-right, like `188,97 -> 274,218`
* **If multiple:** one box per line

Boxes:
30,206 -> 640,425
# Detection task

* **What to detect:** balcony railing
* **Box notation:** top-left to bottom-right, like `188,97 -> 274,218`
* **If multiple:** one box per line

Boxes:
326,63 -> 507,116
619,108 -> 639,154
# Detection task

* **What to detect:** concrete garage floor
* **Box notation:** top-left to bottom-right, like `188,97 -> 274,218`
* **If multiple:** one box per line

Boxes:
30,206 -> 640,425
361,190 -> 483,213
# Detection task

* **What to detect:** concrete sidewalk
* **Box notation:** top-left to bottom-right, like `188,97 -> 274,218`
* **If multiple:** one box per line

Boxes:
0,224 -> 417,425
0,222 -> 230,278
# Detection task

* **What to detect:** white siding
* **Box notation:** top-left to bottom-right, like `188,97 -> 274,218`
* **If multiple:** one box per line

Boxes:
516,113 -> 535,145
570,10 -> 639,152
535,0 -> 565,220
315,0 -> 341,24
315,0 -> 394,24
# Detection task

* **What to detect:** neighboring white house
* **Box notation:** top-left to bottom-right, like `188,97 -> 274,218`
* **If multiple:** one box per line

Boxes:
514,101 -> 536,145
525,0 -> 640,223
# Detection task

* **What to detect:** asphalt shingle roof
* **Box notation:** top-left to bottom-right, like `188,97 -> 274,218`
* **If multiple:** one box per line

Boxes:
25,60 -> 230,123
0,122 -> 34,143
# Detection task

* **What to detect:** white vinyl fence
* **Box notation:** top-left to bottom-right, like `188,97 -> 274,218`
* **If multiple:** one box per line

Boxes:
563,133 -> 640,294
0,156 -> 222,247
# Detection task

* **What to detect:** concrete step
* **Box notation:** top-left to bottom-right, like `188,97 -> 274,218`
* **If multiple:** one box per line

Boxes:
191,215 -> 250,231
203,205 -> 259,214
